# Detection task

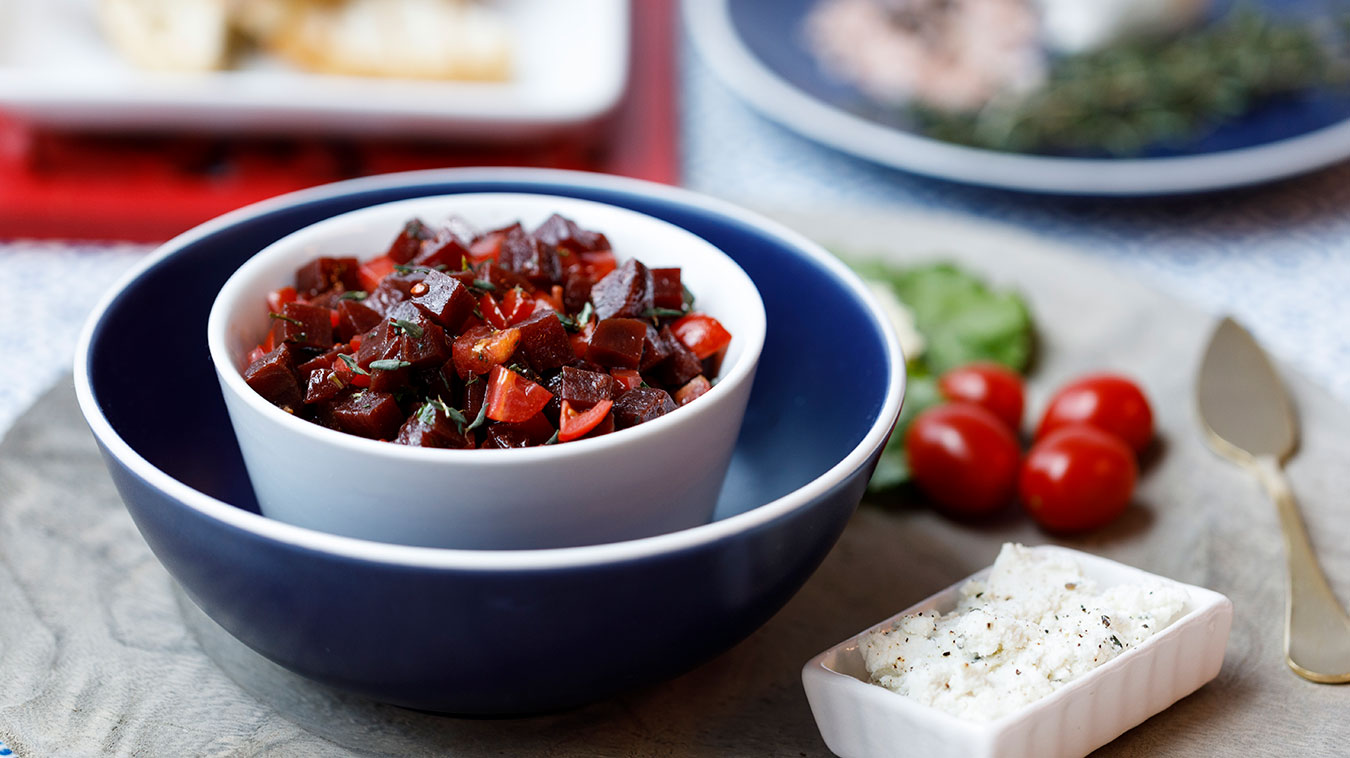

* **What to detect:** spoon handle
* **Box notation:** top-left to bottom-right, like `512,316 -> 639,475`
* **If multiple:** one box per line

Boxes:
1252,454 -> 1350,683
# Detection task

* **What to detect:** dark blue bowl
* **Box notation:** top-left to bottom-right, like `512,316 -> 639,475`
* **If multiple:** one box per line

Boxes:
74,169 -> 904,714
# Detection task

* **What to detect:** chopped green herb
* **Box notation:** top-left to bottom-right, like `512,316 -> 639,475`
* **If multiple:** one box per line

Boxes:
338,353 -> 369,376
681,283 -> 695,310
1109,635 -> 1123,649
394,263 -> 447,275
338,290 -> 368,301
465,400 -> 489,432
543,430 -> 560,445
577,301 -> 594,326
555,311 -> 579,331
642,307 -> 686,320
416,402 -> 438,426
391,319 -> 424,339
268,312 -> 303,325
370,359 -> 412,372
472,279 -> 497,292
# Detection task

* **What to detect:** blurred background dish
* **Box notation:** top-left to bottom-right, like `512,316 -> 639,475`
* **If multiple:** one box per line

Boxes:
685,0 -> 1350,195
0,0 -> 626,138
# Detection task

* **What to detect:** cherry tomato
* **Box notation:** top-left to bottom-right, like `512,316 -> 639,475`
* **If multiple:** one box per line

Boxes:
1036,373 -> 1153,454
904,404 -> 1020,517
1020,425 -> 1137,533
671,313 -> 732,360
937,362 -> 1025,432
485,366 -> 553,424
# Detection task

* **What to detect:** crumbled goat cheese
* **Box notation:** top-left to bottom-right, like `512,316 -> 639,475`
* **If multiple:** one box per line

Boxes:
861,543 -> 1186,720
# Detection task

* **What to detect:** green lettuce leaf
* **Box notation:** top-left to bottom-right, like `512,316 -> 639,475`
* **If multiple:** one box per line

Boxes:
850,260 -> 1035,491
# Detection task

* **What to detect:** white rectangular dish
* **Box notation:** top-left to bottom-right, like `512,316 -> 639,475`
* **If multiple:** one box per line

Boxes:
802,546 -> 1233,758
0,0 -> 628,138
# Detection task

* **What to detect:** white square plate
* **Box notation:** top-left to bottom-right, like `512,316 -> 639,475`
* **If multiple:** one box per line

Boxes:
802,546 -> 1233,758
0,0 -> 628,138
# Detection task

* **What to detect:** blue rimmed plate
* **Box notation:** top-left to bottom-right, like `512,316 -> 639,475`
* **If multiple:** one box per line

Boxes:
684,0 -> 1350,195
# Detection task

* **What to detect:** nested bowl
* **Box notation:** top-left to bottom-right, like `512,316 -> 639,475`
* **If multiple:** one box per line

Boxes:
207,193 -> 766,549
74,169 -> 904,714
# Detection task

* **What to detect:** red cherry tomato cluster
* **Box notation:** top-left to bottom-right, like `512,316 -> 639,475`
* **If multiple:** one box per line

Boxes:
905,365 -> 1153,533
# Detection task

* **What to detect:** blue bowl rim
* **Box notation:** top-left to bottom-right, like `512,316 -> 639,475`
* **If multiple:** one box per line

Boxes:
73,168 -> 905,571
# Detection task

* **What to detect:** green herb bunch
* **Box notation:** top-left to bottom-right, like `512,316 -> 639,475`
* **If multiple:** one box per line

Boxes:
918,6 -> 1348,155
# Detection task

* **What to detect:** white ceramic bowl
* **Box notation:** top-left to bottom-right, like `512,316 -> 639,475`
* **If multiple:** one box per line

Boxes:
207,193 -> 766,550
802,546 -> 1233,758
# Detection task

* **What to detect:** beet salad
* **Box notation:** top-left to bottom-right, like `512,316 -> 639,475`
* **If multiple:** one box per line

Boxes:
240,213 -> 733,448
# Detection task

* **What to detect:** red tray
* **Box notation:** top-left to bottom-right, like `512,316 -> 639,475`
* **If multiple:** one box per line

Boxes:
0,1 -> 677,242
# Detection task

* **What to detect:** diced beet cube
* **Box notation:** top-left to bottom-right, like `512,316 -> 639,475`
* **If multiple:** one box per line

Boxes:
533,213 -> 610,253
563,270 -> 594,314
612,387 -> 677,429
331,391 -> 404,439
395,404 -> 474,449
655,327 -> 704,388
702,351 -> 725,380
651,268 -> 683,310
639,324 -> 672,372
305,368 -> 346,404
487,411 -> 555,447
296,256 -> 361,297
516,310 -> 575,372
476,259 -> 535,294
277,301 -> 332,349
364,269 -> 422,316
244,345 -> 303,411
482,424 -> 534,448
591,259 -> 653,320
674,375 -> 712,406
498,226 -> 562,287
587,317 -> 648,369
558,366 -> 617,408
297,344 -> 347,376
368,363 -> 410,394
409,269 -> 475,330
356,321 -> 401,369
414,226 -> 471,270
398,321 -> 449,368
462,375 -> 488,428
336,299 -> 382,342
385,218 -> 433,264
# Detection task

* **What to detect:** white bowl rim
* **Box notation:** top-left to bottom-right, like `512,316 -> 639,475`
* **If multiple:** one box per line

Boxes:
206,192 -> 767,466
74,168 -> 906,571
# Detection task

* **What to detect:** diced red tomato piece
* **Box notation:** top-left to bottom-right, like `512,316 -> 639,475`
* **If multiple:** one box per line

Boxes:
578,250 -> 617,280
485,366 -> 553,423
452,326 -> 521,377
610,368 -> 642,393
349,334 -> 363,352
357,255 -> 396,292
247,346 -> 267,366
569,317 -> 596,356
332,355 -> 371,389
558,398 -> 613,442
531,285 -> 565,314
671,313 -> 732,360
267,286 -> 298,313
674,375 -> 713,406
500,287 -> 536,326
329,309 -> 340,328
469,231 -> 507,263
479,293 -> 508,329
260,328 -> 276,353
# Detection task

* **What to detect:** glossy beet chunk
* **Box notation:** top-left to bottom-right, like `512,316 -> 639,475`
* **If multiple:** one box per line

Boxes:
587,317 -> 648,369
612,387 -> 677,429
335,298 -> 382,342
557,366 -> 617,408
395,404 -> 475,449
244,344 -> 302,411
654,326 -> 704,387
533,212 -> 610,254
385,218 -> 433,264
590,259 -> 653,320
409,269 -> 475,330
397,320 -> 449,368
305,368 -> 346,405
414,226 -> 471,270
650,268 -> 683,310
499,225 -> 561,286
295,256 -> 360,297
516,310 -> 575,372
331,391 -> 404,439
276,301 -> 332,349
